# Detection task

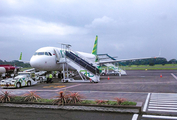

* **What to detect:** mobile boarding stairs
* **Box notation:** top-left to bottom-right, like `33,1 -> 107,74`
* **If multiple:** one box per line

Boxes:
54,47 -> 100,83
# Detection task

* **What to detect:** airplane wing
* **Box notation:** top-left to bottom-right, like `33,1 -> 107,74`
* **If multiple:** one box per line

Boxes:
96,56 -> 164,64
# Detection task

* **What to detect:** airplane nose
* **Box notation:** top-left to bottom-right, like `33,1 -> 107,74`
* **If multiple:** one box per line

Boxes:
30,56 -> 39,68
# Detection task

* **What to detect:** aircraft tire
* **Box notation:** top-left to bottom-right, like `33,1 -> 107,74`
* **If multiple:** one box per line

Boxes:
102,73 -> 105,76
27,81 -> 31,87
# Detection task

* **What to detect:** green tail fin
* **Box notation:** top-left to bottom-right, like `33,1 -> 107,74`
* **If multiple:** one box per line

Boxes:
19,52 -> 22,60
92,35 -> 98,62
92,35 -> 98,55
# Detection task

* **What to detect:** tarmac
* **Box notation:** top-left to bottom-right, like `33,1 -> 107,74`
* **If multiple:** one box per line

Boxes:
1,70 -> 177,119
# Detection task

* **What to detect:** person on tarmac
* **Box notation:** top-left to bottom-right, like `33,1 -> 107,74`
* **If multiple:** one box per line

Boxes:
49,73 -> 53,83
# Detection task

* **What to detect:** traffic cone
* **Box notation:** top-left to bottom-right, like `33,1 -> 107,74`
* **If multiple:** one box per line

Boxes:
108,76 -> 110,80
160,74 -> 162,78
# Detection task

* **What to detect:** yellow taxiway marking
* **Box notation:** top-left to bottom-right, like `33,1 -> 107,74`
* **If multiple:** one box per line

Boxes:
43,85 -> 66,88
52,83 -> 63,85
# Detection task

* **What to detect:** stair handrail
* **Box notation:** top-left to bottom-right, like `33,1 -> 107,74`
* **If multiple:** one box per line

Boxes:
65,51 -> 99,75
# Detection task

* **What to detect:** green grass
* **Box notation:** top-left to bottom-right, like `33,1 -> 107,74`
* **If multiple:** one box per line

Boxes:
120,101 -> 137,105
36,98 -> 54,103
107,100 -> 118,105
11,96 -> 54,103
20,67 -> 32,71
123,64 -> 177,70
11,96 -> 25,102
79,100 -> 97,105
79,100 -> 136,106
10,96 -> 137,106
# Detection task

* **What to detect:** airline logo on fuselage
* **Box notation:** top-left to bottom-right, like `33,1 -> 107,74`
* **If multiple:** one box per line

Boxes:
80,70 -> 94,77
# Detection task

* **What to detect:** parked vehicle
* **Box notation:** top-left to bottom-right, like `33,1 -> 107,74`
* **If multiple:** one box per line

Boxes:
0,72 -> 37,88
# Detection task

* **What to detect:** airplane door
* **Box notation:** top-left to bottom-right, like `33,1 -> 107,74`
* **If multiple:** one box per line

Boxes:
54,49 -> 60,63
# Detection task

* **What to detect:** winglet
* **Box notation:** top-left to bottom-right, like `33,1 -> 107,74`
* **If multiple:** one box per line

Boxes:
92,35 -> 98,55
19,52 -> 22,60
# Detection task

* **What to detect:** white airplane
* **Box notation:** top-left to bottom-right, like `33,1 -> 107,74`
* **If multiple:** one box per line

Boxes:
30,46 -> 96,71
30,35 -> 159,82
30,42 -> 100,82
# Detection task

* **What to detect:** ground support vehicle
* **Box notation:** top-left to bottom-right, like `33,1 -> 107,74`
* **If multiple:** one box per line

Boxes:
35,71 -> 47,83
35,75 -> 47,83
0,72 -> 37,88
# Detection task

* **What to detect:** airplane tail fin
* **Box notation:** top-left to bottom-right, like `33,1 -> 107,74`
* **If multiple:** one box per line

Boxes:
19,52 -> 22,60
18,52 -> 30,63
92,35 -> 98,62
92,35 -> 98,55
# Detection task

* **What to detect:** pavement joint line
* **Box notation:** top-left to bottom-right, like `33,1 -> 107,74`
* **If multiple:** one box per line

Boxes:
150,99 -> 177,101
151,95 -> 177,97
150,103 -> 177,105
171,73 -> 177,80
150,100 -> 177,103
143,93 -> 151,112
142,115 -> 177,119
83,82 -> 175,85
151,97 -> 177,100
131,114 -> 138,120
149,106 -> 177,110
148,109 -> 177,112
149,104 -> 177,107
151,93 -> 177,94
150,102 -> 177,105
71,91 -> 151,94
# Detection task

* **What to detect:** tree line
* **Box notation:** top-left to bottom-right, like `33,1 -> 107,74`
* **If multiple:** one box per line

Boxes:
118,58 -> 177,66
0,60 -> 31,68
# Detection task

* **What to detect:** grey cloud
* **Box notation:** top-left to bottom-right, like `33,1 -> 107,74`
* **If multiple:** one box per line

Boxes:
0,0 -> 176,61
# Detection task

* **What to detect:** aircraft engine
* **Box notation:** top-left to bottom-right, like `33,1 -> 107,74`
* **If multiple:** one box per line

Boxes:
0,67 -> 6,74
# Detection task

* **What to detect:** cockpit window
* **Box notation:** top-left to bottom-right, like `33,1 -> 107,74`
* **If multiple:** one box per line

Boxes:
33,52 -> 52,56
45,52 -> 49,56
34,52 -> 38,55
38,52 -> 44,55
48,52 -> 52,56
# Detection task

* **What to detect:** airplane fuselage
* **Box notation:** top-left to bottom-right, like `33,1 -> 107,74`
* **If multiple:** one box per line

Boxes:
30,47 -> 96,71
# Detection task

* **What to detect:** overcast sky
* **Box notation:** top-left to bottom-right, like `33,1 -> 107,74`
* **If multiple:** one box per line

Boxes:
0,0 -> 176,61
